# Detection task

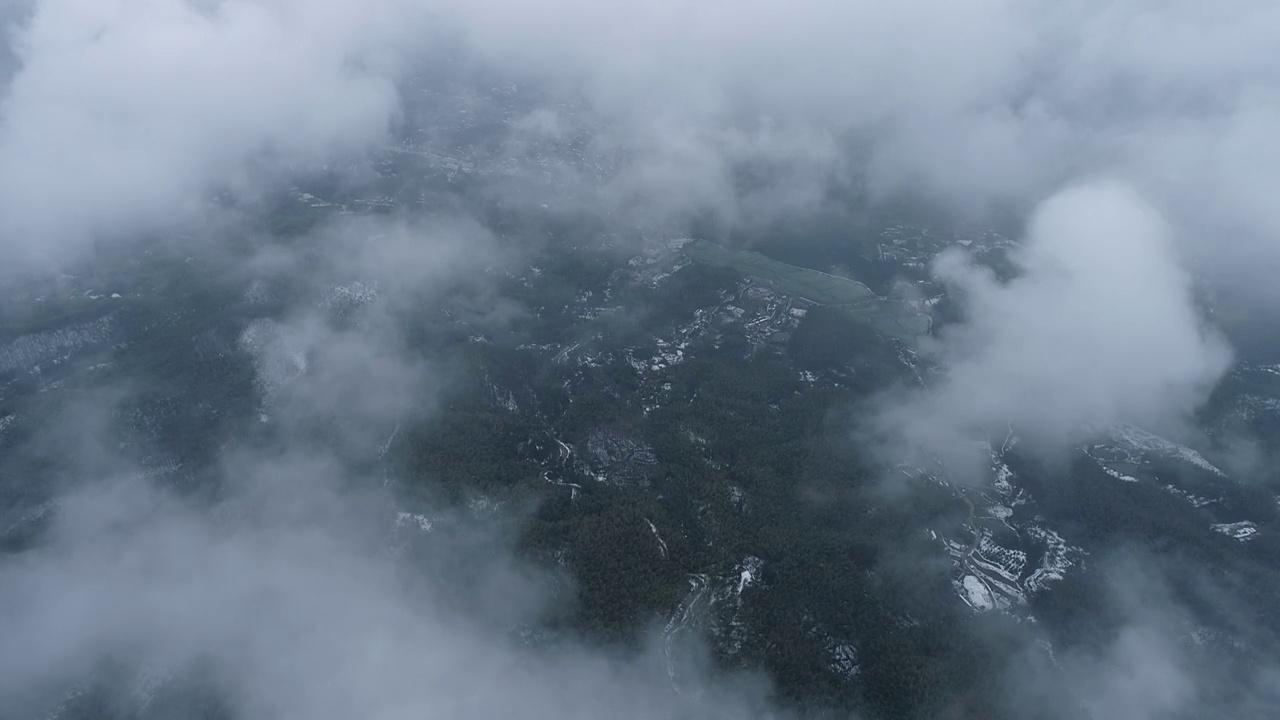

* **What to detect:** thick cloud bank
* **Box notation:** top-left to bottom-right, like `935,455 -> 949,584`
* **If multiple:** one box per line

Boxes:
0,0 -> 417,268
874,182 -> 1232,473
0,469 -> 774,720
438,0 -> 1280,274
4,1 -> 1280,284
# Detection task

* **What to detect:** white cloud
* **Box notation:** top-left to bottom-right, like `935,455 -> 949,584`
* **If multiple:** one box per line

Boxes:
874,181 -> 1232,473
0,0 -> 418,268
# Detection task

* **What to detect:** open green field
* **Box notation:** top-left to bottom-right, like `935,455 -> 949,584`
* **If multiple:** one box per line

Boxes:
684,240 -> 931,340
685,240 -> 876,305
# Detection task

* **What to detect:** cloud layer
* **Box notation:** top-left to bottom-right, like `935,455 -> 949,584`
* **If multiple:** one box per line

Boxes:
5,1 -> 1280,281
0,0 -> 419,268
1,2 -> 1278,719
874,181 -> 1232,473
0,463 -> 778,720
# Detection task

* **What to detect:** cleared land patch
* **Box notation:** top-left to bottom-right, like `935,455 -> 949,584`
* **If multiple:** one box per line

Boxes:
684,240 -> 930,339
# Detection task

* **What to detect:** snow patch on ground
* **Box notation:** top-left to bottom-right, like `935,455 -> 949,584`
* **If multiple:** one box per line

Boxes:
728,485 -> 745,510
646,518 -> 669,559
985,504 -> 1013,519
3,499 -> 57,538
491,385 -> 519,412
736,556 -> 763,594
1097,461 -> 1140,483
394,512 -> 434,533
1163,484 -> 1217,508
1232,394 -> 1280,421
974,534 -> 1026,586
960,575 -> 994,612
1024,526 -> 1083,593
0,315 -> 115,373
1211,521 -> 1257,542
238,319 -> 308,400
1109,425 -> 1226,477
650,340 -> 686,370
318,281 -> 378,312
378,423 -> 400,460
662,573 -> 711,692
585,427 -> 657,486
